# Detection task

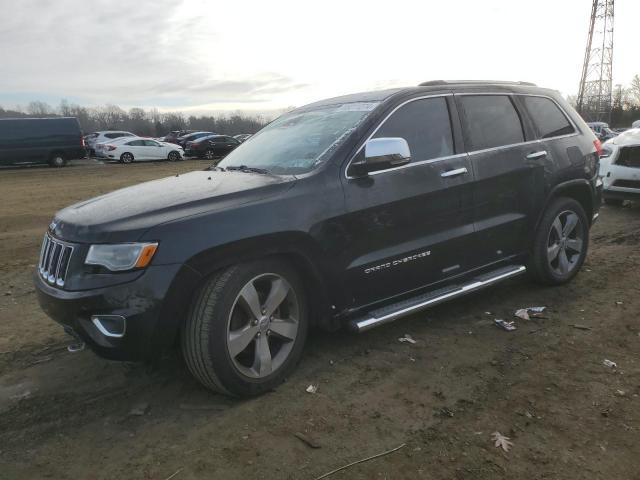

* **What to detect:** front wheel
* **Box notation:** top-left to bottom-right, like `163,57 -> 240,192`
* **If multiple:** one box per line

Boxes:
182,259 -> 308,397
529,197 -> 589,285
120,152 -> 134,164
205,149 -> 215,160
167,151 -> 181,162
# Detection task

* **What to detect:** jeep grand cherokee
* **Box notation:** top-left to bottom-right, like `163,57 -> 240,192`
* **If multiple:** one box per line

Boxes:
35,81 -> 602,396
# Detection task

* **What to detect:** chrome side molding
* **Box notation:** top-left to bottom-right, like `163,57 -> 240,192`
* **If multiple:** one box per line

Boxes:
350,265 -> 526,333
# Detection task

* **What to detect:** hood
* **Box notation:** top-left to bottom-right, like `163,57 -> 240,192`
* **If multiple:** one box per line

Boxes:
51,170 -> 294,243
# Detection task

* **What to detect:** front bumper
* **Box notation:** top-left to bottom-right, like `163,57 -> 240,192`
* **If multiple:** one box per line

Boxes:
34,263 -> 200,361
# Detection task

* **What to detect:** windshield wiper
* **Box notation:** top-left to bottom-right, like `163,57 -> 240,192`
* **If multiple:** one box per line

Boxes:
226,165 -> 270,174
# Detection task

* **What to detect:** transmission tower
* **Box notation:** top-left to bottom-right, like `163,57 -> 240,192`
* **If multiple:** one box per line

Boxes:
577,0 -> 615,123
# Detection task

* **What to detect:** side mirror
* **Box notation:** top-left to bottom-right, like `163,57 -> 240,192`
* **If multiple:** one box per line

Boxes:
350,137 -> 411,177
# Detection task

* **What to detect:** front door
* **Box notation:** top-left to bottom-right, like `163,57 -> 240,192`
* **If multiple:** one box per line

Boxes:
339,96 -> 476,307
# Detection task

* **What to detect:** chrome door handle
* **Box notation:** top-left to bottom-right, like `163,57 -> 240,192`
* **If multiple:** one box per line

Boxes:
440,167 -> 468,178
526,150 -> 547,160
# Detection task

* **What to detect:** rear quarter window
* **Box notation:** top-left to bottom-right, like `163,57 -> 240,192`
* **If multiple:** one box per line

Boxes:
522,96 -> 575,139
458,95 -> 524,151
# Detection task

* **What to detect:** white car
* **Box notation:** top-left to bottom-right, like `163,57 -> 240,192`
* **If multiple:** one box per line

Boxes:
632,120 -> 640,129
85,131 -> 136,155
599,128 -> 640,205
98,137 -> 184,163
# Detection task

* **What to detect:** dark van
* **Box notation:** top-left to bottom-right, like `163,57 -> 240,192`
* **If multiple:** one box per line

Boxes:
0,117 -> 86,167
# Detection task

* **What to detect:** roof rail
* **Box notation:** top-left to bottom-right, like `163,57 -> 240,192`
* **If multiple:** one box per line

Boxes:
418,80 -> 537,87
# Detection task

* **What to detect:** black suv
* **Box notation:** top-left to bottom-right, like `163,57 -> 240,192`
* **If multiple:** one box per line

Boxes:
35,81 -> 602,396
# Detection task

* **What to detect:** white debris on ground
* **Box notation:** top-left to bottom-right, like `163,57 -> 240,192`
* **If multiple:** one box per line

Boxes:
494,319 -> 517,331
305,384 -> 318,394
398,334 -> 417,344
515,306 -> 546,320
603,359 -> 617,368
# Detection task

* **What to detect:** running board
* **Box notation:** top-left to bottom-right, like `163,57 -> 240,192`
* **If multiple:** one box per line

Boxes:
349,265 -> 526,333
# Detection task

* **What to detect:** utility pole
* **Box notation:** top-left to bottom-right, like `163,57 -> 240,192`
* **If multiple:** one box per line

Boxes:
577,0 -> 615,123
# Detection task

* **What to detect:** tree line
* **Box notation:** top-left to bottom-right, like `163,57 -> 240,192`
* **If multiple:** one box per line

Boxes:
610,75 -> 640,127
0,100 -> 273,137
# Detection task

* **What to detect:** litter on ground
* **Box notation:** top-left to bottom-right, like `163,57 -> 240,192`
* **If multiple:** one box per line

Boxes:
398,334 -> 417,344
515,306 -> 547,320
495,319 -> 517,331
603,359 -> 617,368
306,384 -> 318,394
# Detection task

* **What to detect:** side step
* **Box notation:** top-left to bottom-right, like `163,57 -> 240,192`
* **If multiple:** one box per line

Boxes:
349,265 -> 526,333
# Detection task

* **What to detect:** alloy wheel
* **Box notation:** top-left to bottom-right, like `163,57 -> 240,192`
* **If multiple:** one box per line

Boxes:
547,210 -> 584,276
205,149 -> 215,160
168,152 -> 179,162
121,153 -> 133,163
227,273 -> 299,379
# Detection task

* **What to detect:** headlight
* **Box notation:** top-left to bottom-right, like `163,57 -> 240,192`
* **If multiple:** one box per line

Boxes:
85,242 -> 158,271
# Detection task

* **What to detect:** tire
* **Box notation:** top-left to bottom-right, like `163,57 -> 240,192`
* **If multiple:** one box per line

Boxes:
604,198 -> 624,207
182,258 -> 308,397
529,197 -> 589,285
120,152 -> 134,164
168,151 -> 181,162
205,149 -> 215,160
49,153 -> 66,168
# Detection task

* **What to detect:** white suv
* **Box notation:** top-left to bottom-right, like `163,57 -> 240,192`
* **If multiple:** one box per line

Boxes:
600,129 -> 640,205
85,131 -> 136,156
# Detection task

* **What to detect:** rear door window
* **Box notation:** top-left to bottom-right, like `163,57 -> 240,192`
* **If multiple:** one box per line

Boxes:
522,96 -> 575,139
126,140 -> 145,146
373,97 -> 454,161
458,95 -> 524,151
616,146 -> 640,168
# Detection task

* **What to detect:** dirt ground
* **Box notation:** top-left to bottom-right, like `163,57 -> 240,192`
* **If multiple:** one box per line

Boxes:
1,160 -> 639,479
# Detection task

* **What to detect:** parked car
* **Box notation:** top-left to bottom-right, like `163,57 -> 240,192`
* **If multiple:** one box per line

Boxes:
233,134 -> 253,143
98,137 -> 183,163
632,120 -> 640,129
599,128 -> 640,205
185,135 -> 240,159
0,117 -> 86,167
163,130 -> 197,144
176,131 -> 215,148
85,131 -> 136,156
35,81 -> 602,397
587,122 -> 618,142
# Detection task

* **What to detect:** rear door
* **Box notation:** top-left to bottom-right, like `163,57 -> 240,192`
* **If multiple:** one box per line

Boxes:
124,139 -> 147,159
339,95 -> 476,306
456,93 -> 543,266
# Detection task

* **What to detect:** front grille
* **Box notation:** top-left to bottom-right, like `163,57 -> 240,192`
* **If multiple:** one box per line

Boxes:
38,234 -> 74,287
613,179 -> 640,189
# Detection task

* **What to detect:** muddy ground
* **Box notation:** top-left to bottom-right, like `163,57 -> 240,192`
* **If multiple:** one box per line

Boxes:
0,160 -> 639,479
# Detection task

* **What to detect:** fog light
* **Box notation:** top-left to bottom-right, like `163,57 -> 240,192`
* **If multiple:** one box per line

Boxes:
92,315 -> 126,338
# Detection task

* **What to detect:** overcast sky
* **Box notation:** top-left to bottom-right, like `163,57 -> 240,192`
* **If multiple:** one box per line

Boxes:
0,0 -> 637,115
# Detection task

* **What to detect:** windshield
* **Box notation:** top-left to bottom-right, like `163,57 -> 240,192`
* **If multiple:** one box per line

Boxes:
217,102 -> 379,174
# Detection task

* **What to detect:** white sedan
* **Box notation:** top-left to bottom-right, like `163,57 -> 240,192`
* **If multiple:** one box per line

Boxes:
97,137 -> 184,163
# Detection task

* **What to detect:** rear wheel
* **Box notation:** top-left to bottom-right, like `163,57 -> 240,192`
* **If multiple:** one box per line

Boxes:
167,151 -> 181,162
182,259 -> 308,397
205,149 -> 215,160
529,197 -> 589,285
49,153 -> 66,167
120,152 -> 134,164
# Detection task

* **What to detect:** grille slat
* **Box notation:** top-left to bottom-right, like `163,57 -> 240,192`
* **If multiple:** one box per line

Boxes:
38,234 -> 74,288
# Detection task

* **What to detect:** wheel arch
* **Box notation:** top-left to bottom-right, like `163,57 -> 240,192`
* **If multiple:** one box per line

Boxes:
153,233 -> 338,353
536,179 -> 595,231
185,233 -> 336,328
